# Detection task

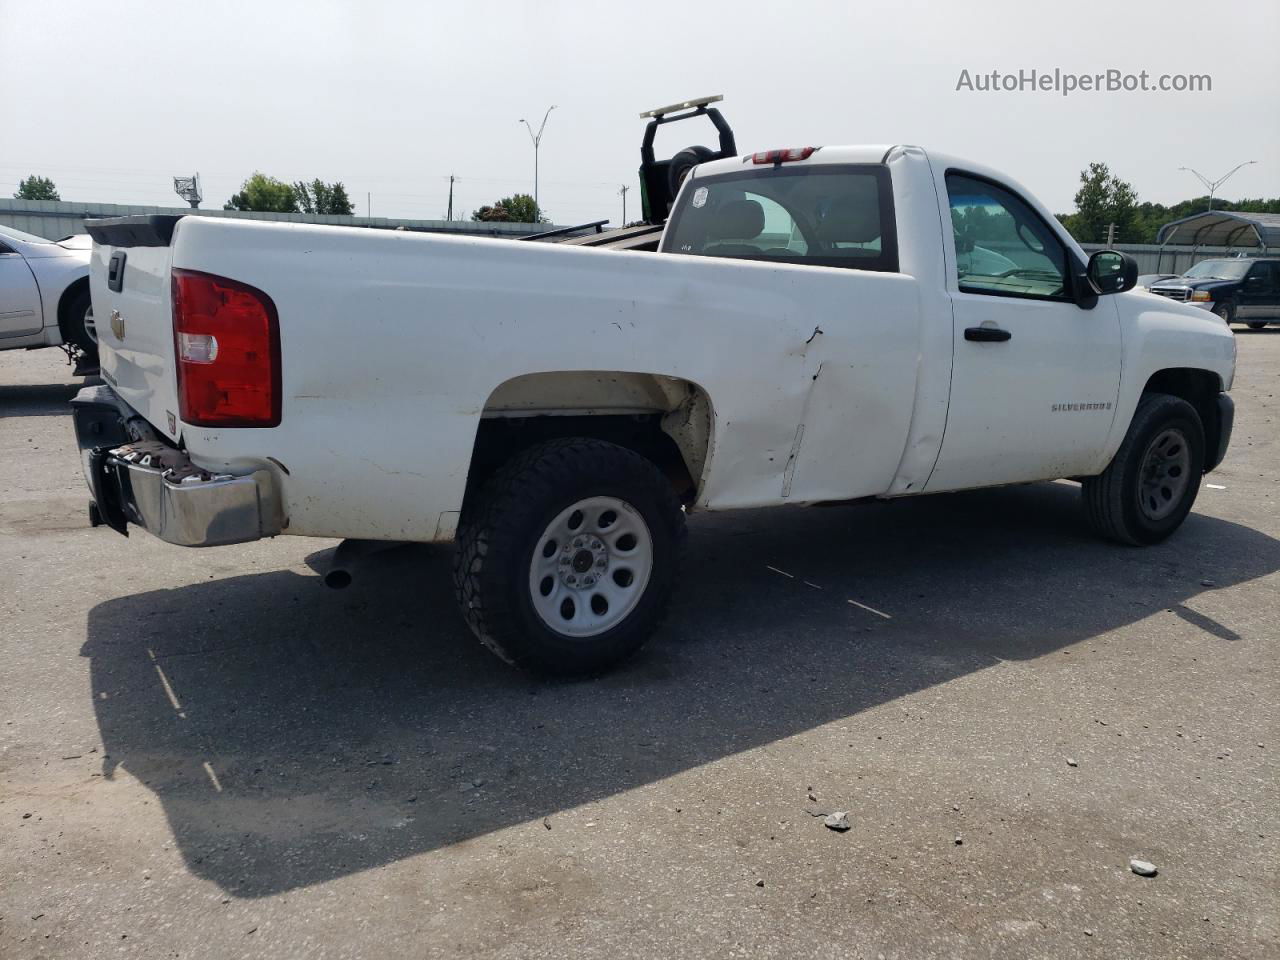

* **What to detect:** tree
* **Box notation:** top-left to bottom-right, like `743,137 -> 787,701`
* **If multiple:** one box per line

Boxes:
1063,162 -> 1140,244
472,193 -> 547,223
293,179 -> 354,215
1060,173 -> 1280,244
224,173 -> 298,212
14,175 -> 60,201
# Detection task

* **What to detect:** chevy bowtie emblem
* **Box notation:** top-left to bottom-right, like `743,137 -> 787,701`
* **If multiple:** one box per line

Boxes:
109,309 -> 125,341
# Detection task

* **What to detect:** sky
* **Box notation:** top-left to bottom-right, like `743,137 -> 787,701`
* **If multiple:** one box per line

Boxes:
2,0 -> 1276,226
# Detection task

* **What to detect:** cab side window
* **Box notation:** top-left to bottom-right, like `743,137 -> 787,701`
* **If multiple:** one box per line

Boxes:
1248,261 -> 1278,291
946,174 -> 1070,301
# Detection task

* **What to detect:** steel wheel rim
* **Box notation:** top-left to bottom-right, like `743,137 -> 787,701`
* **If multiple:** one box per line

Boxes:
1138,427 -> 1191,522
528,495 -> 653,638
83,304 -> 98,345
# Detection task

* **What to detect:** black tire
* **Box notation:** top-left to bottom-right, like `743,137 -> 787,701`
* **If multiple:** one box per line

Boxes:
452,438 -> 685,676
1082,393 -> 1205,546
60,284 -> 98,362
1211,302 -> 1233,325
1247,321 -> 1268,330
667,146 -> 716,198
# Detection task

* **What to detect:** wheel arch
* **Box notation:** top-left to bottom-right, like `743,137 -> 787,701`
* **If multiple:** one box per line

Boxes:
463,371 -> 716,508
1140,367 -> 1223,471
55,275 -> 91,345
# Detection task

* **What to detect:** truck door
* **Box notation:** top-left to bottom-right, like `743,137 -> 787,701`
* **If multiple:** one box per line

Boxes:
1238,260 -> 1280,320
0,241 -> 43,338
926,172 -> 1122,492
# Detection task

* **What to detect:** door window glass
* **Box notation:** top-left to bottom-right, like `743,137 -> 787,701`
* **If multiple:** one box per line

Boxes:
946,174 -> 1069,300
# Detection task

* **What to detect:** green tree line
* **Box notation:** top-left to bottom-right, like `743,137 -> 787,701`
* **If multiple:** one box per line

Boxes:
224,173 -> 354,215
471,194 -> 546,223
1059,162 -> 1279,245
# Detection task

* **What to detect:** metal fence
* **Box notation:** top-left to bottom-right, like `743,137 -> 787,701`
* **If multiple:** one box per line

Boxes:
0,198 -> 565,241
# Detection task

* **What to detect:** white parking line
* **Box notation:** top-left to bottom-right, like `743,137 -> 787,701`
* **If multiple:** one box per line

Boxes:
848,599 -> 892,620
765,565 -> 795,579
147,647 -> 185,716
1206,483 -> 1226,490
202,761 -> 224,793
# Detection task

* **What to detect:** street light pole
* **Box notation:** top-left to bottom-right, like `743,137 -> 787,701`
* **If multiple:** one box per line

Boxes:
1178,160 -> 1258,211
519,105 -> 557,222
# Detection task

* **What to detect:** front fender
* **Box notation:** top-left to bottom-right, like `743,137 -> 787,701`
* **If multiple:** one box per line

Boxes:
1098,293 -> 1235,470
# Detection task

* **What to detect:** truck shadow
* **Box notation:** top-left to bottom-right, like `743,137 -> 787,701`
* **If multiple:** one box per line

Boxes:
0,381 -> 85,417
81,481 -> 1279,898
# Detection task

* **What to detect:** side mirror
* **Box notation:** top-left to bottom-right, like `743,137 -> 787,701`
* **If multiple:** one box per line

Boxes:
1244,274 -> 1265,290
1086,250 -> 1138,295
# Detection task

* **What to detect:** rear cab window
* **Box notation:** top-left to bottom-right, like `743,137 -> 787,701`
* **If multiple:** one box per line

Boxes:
660,164 -> 898,273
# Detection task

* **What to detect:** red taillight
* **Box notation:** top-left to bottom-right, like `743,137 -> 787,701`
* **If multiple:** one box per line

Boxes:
172,269 -> 281,427
750,146 -> 819,164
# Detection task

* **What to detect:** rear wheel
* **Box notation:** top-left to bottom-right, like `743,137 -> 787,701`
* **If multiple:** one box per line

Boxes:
1082,393 -> 1204,545
1247,321 -> 1268,330
452,438 -> 685,676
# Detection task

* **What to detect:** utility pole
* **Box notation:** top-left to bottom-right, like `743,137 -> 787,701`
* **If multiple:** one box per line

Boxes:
367,192 -> 371,218
619,184 -> 629,225
519,105 -> 557,221
1178,160 -> 1258,211
1105,222 -> 1116,248
447,175 -> 455,220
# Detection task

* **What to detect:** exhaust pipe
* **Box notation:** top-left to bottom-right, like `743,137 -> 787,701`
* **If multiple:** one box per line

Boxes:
323,538 -> 402,589
323,567 -> 353,590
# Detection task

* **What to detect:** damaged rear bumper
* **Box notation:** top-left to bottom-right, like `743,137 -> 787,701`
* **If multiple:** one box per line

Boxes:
71,386 -> 282,547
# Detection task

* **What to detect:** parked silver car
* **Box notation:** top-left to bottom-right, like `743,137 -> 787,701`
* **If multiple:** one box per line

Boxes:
0,224 -> 95,366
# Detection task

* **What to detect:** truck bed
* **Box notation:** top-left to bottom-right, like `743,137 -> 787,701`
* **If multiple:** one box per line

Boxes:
86,213 -> 923,542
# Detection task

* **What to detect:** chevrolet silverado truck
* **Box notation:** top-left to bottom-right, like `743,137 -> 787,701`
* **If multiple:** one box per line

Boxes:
72,141 -> 1236,675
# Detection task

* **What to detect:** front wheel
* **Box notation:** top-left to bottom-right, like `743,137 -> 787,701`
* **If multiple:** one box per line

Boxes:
1247,321 -> 1268,330
1082,393 -> 1205,545
61,285 -> 99,363
452,438 -> 685,676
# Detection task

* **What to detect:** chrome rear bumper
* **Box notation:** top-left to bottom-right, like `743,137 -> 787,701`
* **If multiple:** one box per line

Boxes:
71,386 -> 282,547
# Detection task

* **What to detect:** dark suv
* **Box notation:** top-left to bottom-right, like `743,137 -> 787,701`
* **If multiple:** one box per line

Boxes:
1148,257 -> 1280,329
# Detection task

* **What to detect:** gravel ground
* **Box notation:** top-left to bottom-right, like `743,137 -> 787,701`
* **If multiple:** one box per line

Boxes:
1,334 -> 1277,960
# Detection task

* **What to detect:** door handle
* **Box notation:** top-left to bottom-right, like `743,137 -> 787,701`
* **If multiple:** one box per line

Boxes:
965,325 -> 1012,342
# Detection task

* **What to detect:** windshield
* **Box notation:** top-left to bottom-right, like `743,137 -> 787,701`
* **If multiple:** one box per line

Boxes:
0,224 -> 55,245
661,164 -> 898,273
1183,259 -> 1251,280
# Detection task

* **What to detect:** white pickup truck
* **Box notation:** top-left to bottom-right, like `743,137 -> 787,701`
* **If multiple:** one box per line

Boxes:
73,143 -> 1236,675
